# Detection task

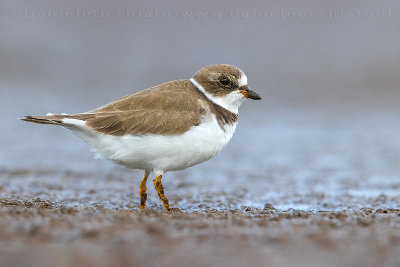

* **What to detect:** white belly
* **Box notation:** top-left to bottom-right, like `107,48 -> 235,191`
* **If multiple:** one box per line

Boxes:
63,115 -> 237,174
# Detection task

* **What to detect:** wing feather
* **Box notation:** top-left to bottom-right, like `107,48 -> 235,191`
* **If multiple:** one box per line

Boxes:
85,80 -> 206,136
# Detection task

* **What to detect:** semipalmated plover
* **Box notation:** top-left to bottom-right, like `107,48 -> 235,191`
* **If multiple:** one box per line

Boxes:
21,64 -> 261,210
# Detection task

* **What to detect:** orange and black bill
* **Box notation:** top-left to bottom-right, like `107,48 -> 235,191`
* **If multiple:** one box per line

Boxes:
240,85 -> 261,100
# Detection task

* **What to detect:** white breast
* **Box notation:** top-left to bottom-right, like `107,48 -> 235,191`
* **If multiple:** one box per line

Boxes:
63,114 -> 237,175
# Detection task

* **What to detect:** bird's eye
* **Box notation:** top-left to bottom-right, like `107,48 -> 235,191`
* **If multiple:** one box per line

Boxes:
218,76 -> 231,87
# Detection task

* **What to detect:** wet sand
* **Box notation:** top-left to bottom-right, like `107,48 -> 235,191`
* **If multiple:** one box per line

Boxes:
1,197 -> 400,267
1,158 -> 400,267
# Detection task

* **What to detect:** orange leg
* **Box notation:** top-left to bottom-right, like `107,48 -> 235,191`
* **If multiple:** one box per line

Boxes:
139,172 -> 149,209
153,174 -> 170,211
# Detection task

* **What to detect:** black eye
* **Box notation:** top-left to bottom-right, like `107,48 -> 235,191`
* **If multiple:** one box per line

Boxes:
218,76 -> 231,87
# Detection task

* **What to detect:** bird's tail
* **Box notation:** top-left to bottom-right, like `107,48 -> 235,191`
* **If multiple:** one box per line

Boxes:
20,114 -> 95,125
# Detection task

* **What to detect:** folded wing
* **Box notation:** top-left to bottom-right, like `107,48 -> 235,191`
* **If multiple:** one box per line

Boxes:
86,80 -> 205,136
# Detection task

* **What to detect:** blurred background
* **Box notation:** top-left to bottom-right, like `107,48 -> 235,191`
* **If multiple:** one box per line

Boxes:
1,0 -> 400,210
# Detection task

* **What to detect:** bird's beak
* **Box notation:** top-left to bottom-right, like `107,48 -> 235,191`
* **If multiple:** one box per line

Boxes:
240,86 -> 261,100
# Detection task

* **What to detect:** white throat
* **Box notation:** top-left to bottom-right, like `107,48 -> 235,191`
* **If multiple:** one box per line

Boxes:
190,78 -> 244,114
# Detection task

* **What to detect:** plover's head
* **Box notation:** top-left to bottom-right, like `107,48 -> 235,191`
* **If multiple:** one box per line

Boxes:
190,64 -> 261,113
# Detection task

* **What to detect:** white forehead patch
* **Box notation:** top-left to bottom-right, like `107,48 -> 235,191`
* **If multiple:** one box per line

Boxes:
238,70 -> 248,87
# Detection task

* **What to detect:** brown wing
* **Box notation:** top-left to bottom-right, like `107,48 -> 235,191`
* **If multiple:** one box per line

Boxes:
85,80 -> 206,136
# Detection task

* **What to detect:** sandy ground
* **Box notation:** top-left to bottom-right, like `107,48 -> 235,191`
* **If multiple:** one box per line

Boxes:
0,197 -> 400,267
